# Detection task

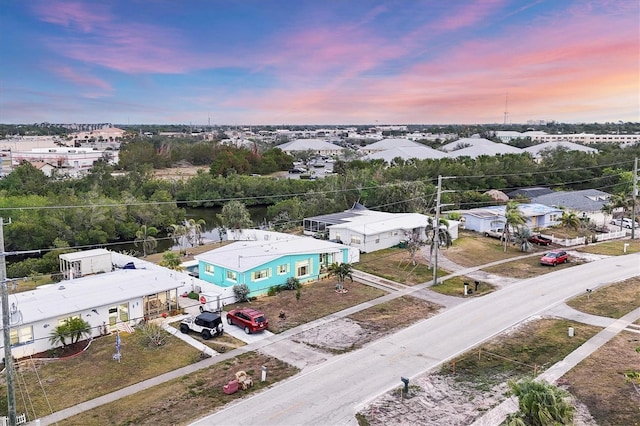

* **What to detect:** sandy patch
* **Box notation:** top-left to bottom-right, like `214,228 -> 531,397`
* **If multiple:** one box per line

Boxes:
293,318 -> 373,352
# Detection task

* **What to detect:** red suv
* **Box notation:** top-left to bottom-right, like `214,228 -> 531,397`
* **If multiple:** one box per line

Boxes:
226,308 -> 269,334
540,250 -> 568,266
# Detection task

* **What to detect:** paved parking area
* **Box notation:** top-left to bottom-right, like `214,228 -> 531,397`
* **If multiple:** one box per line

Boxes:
181,301 -> 274,345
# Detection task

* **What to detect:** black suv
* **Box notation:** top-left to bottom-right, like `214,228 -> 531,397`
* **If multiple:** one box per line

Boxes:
179,311 -> 224,340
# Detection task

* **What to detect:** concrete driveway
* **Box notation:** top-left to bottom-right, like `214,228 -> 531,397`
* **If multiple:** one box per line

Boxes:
182,302 -> 274,345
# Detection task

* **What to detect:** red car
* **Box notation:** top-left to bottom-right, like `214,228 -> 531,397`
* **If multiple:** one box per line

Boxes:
540,250 -> 568,266
226,308 -> 269,334
528,234 -> 552,246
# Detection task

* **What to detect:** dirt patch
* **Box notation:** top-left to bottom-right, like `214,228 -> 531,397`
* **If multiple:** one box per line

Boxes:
152,165 -> 209,180
293,296 -> 442,353
359,317 -> 604,425
563,332 -> 640,425
226,278 -> 386,334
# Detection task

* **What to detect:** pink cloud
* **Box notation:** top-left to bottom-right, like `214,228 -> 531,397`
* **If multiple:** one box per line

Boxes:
215,3 -> 638,125
434,0 -> 506,32
33,1 -> 230,74
33,0 -> 111,33
54,66 -> 112,92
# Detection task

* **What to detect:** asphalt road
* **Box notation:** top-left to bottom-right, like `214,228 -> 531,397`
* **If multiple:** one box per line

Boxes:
192,253 -> 640,426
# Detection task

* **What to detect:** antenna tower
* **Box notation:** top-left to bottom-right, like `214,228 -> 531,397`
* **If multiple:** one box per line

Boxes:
503,93 -> 509,125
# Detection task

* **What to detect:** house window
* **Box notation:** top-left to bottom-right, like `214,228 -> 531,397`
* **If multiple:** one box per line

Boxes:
10,326 -> 33,346
252,268 -> 271,281
351,236 -> 362,244
226,271 -> 238,282
375,237 -> 380,243
295,260 -> 310,277
58,315 -> 80,327
277,264 -> 289,275
204,264 -> 214,274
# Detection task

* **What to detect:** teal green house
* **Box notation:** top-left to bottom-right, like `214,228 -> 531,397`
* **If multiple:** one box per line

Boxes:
194,233 -> 360,300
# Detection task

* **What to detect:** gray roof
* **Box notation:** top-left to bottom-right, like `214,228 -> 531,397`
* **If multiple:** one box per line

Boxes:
524,141 -> 599,157
531,189 -> 612,212
363,138 -> 423,151
442,138 -> 523,158
507,187 -> 553,199
277,139 -> 344,152
363,145 -> 446,161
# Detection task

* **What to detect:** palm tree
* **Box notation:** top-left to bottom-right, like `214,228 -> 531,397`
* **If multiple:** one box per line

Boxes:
609,193 -> 633,231
49,323 -> 70,348
169,223 -> 188,255
503,202 -> 526,252
49,318 -> 92,347
601,203 -> 614,230
159,251 -> 184,271
513,227 -> 533,252
134,224 -> 158,257
559,211 -> 581,237
66,317 -> 92,344
327,262 -> 353,290
505,377 -> 574,426
188,218 -> 207,246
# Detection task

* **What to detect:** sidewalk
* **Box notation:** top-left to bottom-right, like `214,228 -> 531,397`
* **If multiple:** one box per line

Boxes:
471,306 -> 640,426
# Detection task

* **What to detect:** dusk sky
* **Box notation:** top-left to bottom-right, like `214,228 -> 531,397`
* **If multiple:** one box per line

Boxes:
1,0 -> 638,125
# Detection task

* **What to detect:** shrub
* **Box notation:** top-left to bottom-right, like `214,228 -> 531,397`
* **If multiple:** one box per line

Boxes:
233,284 -> 250,302
187,291 -> 199,300
267,286 -> 279,297
286,277 -> 301,290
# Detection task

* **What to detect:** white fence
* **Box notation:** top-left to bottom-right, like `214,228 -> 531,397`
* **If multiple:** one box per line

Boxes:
594,230 -> 627,242
541,230 -> 627,247
0,413 -> 27,425
543,234 -> 585,247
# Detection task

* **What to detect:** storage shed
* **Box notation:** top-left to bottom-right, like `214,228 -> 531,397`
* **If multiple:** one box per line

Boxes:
59,248 -> 113,279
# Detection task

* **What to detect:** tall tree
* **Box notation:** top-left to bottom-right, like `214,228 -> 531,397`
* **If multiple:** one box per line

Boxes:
327,262 -> 353,290
134,224 -> 159,257
559,211 -> 581,237
503,202 -> 526,252
217,200 -> 254,238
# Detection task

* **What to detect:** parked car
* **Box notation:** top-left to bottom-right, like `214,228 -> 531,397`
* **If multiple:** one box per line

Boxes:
528,234 -> 552,246
610,218 -> 638,229
540,250 -> 568,266
226,308 -> 269,334
288,167 -> 307,174
180,311 -> 224,340
484,228 -> 514,241
484,228 -> 505,239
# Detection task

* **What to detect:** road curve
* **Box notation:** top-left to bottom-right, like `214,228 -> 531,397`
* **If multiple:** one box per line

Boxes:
191,253 -> 640,426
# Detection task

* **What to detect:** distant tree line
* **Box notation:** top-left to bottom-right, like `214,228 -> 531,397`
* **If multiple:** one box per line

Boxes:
1,140 -> 638,278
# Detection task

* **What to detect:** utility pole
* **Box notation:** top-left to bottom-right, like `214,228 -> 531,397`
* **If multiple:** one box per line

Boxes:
433,176 -> 453,287
0,219 -> 37,426
632,157 -> 638,240
0,218 -> 16,426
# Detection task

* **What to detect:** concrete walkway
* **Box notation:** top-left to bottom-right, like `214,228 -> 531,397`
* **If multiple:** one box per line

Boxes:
471,306 -> 640,426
